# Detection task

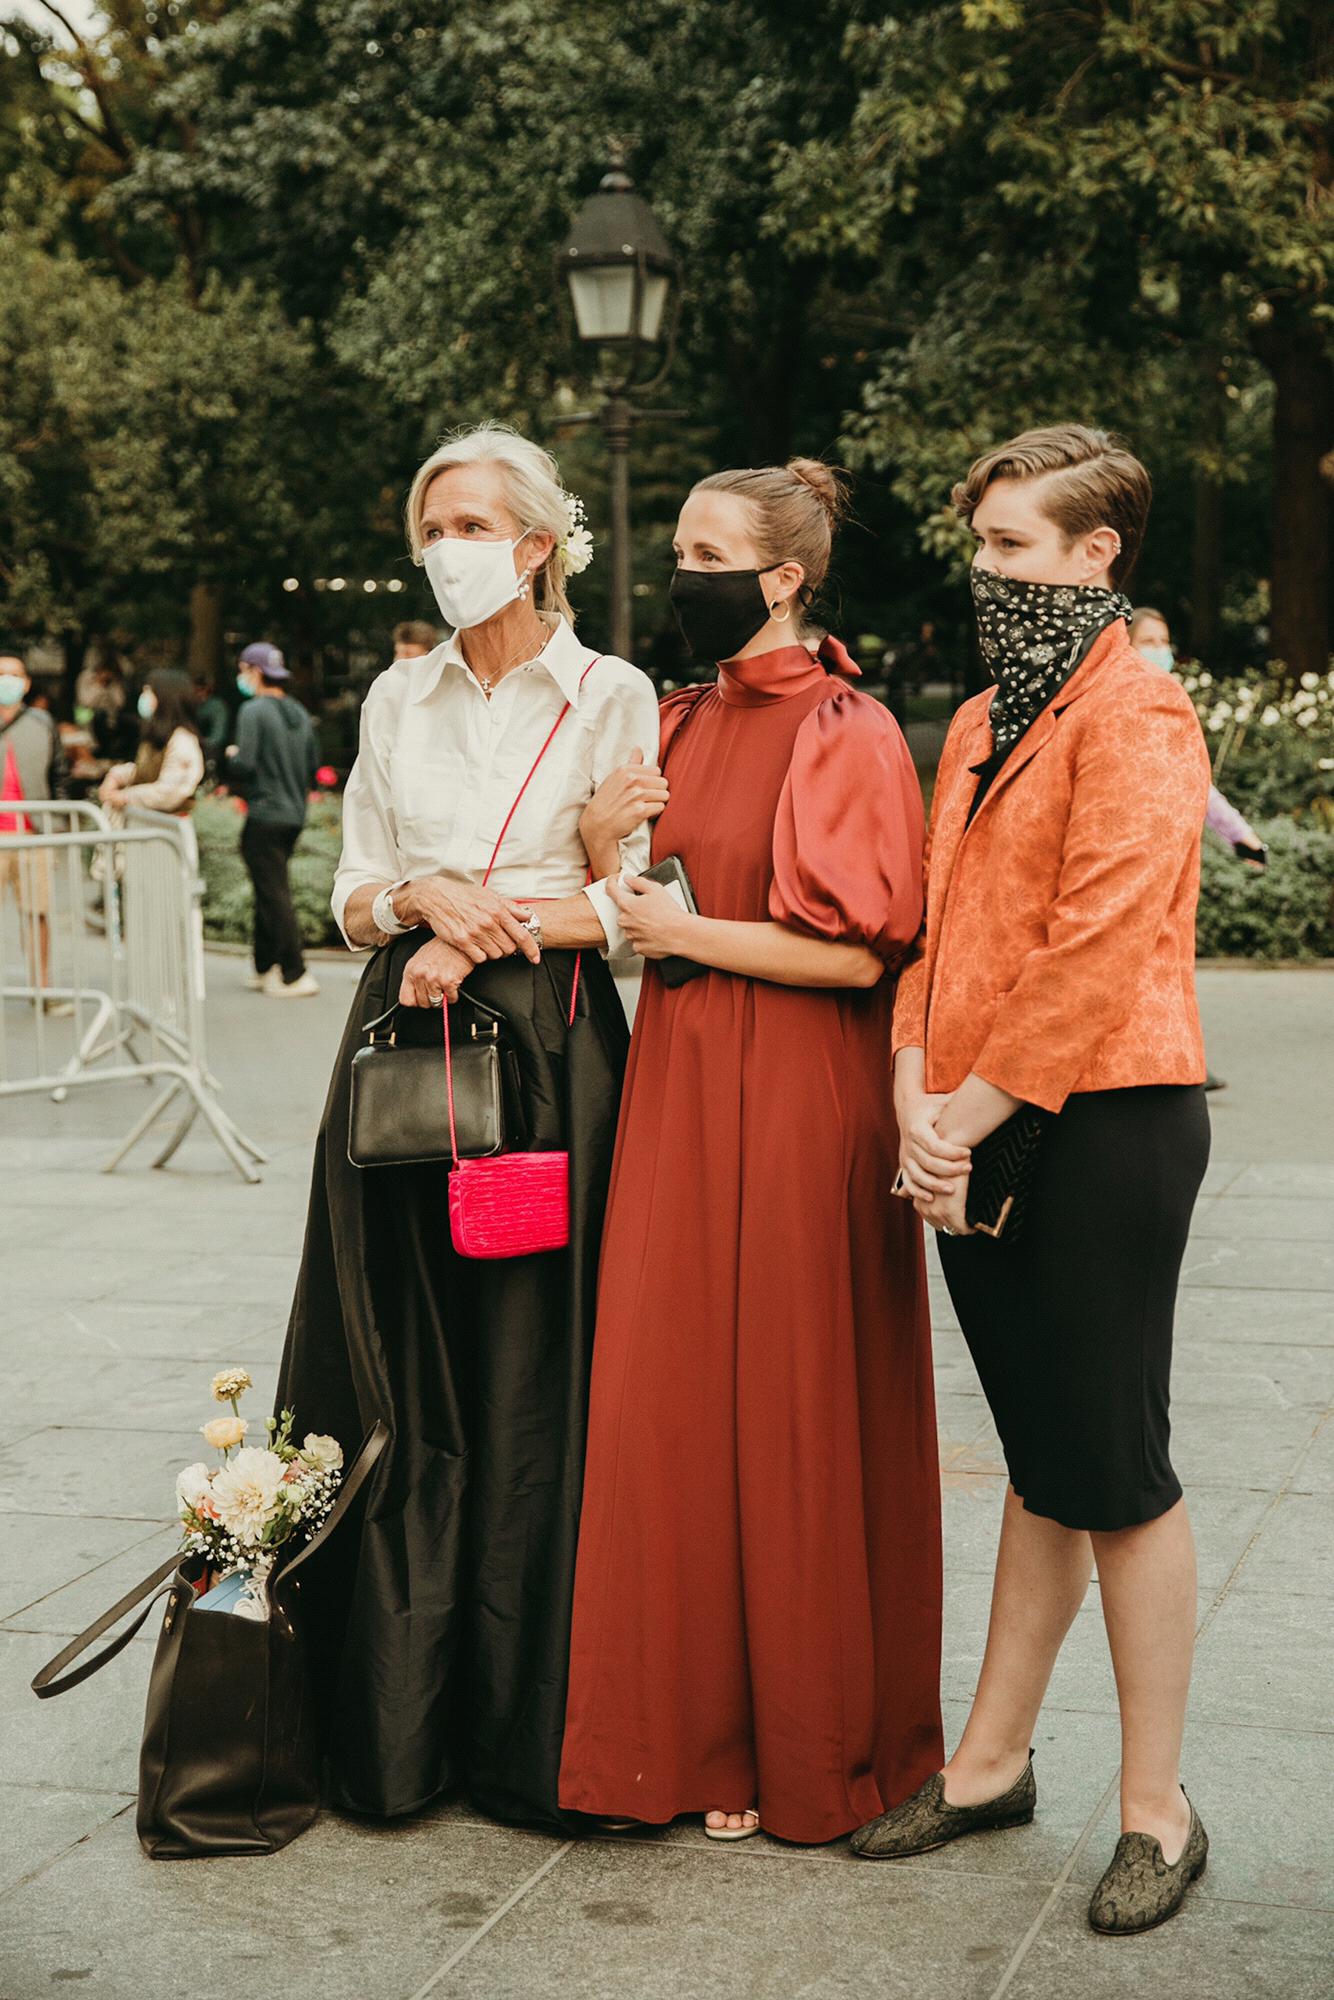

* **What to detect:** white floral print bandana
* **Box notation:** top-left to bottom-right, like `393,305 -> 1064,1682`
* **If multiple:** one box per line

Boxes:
971,571 -> 1132,756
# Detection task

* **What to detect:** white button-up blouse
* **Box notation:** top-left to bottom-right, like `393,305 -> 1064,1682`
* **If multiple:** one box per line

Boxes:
331,616 -> 660,953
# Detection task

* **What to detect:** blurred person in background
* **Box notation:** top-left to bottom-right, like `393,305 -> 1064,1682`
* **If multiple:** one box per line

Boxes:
391,618 -> 439,663
192,675 -> 230,783
1128,609 -> 1268,868
75,659 -> 137,765
99,669 -> 204,837
1129,607 -> 1266,1090
0,651 -> 70,1009
226,641 -> 321,998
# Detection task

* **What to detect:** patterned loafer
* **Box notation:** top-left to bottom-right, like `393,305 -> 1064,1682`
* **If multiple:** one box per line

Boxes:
850,1757 -> 1036,1860
1088,1799 -> 1208,1935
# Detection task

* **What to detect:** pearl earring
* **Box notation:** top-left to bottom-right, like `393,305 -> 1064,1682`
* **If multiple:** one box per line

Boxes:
516,571 -> 532,602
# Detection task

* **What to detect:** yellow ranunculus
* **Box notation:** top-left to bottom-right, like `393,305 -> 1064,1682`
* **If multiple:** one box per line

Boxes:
202,1415 -> 248,1451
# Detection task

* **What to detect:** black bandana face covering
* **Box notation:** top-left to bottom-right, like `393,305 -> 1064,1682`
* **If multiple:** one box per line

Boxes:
669,566 -> 773,663
971,570 -> 1133,756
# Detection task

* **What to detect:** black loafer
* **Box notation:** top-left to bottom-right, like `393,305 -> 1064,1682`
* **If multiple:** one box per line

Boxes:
1088,1798 -> 1208,1935
850,1757 -> 1036,1860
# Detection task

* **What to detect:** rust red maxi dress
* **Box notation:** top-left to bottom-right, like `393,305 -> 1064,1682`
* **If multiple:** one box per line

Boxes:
558,642 -> 944,1845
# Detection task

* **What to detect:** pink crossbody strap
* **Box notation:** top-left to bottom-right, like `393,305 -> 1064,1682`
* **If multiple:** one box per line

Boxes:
442,656 -> 601,1161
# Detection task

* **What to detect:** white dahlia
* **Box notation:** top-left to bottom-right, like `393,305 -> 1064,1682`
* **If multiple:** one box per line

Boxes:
210,1447 -> 288,1545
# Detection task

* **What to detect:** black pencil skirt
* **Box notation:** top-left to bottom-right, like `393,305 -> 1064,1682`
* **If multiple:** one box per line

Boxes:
937,1085 -> 1210,1533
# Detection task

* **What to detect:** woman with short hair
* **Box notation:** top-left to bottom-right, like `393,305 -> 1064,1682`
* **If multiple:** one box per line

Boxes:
559,457 -> 943,1846
277,425 -> 659,1827
853,426 -> 1212,1937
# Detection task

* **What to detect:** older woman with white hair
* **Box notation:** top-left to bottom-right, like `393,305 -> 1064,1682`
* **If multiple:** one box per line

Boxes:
277,425 -> 660,1829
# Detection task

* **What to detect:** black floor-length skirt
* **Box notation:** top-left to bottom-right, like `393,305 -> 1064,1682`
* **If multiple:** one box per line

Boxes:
276,932 -> 629,1826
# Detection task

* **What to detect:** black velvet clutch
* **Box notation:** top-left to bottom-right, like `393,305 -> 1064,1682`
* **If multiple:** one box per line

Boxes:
348,999 -> 514,1168
964,1105 -> 1050,1241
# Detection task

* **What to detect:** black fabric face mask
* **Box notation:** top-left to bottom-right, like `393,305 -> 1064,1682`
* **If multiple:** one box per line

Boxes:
669,566 -> 773,663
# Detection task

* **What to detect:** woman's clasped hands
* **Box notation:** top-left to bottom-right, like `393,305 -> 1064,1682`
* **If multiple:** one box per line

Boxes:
394,875 -> 540,1008
896,1095 -> 974,1237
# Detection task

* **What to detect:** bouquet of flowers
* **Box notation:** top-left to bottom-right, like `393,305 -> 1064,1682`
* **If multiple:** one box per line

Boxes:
174,1369 -> 344,1620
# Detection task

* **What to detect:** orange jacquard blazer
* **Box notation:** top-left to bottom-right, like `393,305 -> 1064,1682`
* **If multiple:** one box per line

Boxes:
891,623 -> 1210,1113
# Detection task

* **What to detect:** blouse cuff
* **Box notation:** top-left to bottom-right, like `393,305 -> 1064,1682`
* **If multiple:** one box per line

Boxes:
582,874 -> 626,960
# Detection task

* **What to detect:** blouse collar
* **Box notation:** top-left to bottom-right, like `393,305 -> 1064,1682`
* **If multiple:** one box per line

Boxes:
716,642 -> 832,706
410,614 -> 592,708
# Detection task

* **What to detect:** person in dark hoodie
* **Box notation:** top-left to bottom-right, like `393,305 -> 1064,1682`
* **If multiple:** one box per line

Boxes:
226,641 -> 321,997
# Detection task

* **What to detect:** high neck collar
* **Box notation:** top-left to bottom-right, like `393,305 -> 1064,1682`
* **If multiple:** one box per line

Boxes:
716,642 -> 829,706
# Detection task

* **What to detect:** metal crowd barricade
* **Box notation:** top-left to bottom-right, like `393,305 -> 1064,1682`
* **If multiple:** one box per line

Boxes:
0,798 -> 266,1182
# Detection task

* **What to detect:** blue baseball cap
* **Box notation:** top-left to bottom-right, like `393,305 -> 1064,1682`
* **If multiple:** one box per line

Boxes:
239,641 -> 288,680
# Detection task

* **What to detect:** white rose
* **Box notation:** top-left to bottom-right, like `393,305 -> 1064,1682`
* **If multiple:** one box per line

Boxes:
1300,671 -> 1320,690
1261,706 -> 1281,726
210,1448 -> 288,1545
301,1433 -> 344,1474
175,1462 -> 215,1514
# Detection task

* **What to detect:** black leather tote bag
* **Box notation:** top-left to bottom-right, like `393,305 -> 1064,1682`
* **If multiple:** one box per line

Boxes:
31,1420 -> 389,1859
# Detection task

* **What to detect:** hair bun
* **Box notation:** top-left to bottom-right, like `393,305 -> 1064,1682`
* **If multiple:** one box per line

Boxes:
786,457 -> 849,528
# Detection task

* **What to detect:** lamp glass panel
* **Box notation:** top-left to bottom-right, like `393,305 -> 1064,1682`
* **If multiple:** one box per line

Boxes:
638,272 -> 670,344
568,266 -> 636,342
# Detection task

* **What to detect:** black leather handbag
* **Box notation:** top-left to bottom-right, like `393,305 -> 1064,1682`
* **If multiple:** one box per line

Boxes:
348,996 -> 518,1168
31,1421 -> 389,1859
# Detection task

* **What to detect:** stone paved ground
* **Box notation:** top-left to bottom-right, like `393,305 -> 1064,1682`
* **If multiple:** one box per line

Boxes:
0,960 -> 1330,2000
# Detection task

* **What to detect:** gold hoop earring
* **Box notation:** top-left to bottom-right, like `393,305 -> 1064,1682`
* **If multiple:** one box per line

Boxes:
770,600 -> 791,624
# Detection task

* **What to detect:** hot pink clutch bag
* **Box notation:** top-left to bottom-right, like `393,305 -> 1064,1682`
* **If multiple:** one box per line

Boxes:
446,1151 -> 571,1260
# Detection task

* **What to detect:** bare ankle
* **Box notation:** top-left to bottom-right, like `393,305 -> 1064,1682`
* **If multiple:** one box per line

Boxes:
942,1744 -> 1030,1806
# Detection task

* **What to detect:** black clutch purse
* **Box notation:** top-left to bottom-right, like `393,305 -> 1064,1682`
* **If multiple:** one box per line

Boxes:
964,1105 -> 1050,1241
640,854 -> 707,988
348,997 -> 516,1168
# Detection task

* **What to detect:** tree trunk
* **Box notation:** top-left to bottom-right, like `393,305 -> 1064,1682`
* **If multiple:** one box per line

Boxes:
187,581 -> 224,685
1188,347 -> 1227,664
1250,315 -> 1334,682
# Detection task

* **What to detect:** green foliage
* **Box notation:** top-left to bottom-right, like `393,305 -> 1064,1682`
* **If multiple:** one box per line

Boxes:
195,794 -> 343,948
1179,662 -> 1334,822
1197,816 -> 1334,960
1,0 -> 1330,674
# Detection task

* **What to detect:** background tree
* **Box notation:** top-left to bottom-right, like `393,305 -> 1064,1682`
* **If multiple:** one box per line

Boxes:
775,0 -> 1334,676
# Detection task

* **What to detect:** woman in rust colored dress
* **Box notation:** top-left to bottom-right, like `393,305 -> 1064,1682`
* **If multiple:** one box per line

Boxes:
559,460 -> 944,1846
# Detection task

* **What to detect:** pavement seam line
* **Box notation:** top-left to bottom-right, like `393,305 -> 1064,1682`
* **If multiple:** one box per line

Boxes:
403,1839 -> 575,1997
985,1769 -> 1122,2000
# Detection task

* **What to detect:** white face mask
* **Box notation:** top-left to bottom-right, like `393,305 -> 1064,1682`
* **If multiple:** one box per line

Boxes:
422,533 -> 532,631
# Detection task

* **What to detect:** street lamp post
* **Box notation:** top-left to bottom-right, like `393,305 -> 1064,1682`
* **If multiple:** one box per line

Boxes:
559,158 -> 679,662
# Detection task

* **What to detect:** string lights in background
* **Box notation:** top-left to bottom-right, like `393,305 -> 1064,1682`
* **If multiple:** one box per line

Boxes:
281,577 -> 410,594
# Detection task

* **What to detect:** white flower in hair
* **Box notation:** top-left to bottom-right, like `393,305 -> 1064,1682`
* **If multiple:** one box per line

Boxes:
558,491 -> 595,575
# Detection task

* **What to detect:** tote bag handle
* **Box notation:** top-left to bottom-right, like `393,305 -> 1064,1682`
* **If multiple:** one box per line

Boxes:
31,1419 -> 391,1700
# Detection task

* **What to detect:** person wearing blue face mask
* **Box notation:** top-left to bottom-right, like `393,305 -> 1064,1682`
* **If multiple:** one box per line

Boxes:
225,642 -> 321,997
99,669 -> 204,821
1128,609 -> 1267,1095
1128,609 -> 1268,869
0,650 -> 69,1009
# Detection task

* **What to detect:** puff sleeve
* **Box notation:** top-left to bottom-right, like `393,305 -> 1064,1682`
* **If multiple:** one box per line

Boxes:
769,686 -> 925,963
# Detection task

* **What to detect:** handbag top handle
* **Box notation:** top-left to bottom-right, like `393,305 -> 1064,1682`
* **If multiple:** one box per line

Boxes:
441,655 -> 600,1168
